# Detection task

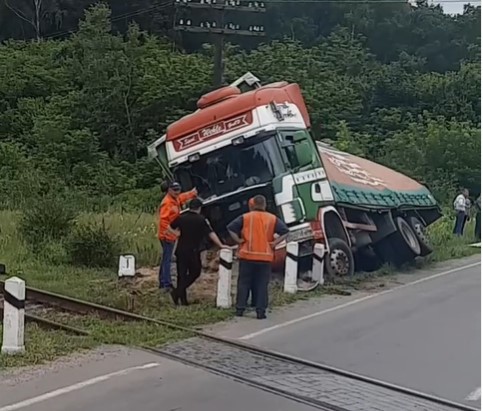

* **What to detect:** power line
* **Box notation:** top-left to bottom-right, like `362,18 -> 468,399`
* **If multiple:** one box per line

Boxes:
45,1 -> 173,39
42,0 -> 481,40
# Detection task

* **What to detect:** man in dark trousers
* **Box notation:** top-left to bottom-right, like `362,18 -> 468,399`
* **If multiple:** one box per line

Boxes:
227,195 -> 289,319
168,198 -> 227,306
475,195 -> 481,240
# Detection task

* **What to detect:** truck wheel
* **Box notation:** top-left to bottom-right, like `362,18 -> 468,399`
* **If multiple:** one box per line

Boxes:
395,216 -> 421,256
374,217 -> 421,267
407,216 -> 433,257
325,238 -> 355,278
354,246 -> 382,273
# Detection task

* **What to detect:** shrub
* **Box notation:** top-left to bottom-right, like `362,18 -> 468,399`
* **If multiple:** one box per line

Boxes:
36,240 -> 69,265
17,196 -> 77,251
66,220 -> 121,268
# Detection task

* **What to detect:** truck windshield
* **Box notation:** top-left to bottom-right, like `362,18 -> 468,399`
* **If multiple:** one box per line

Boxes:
174,134 -> 285,200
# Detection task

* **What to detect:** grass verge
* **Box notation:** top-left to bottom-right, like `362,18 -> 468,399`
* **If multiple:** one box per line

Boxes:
0,210 -> 480,369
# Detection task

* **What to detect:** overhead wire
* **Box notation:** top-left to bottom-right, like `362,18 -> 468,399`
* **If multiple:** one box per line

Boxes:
45,0 -> 174,39
42,0 -> 481,40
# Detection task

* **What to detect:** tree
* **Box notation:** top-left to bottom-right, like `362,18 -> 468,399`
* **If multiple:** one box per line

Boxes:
3,0 -> 58,40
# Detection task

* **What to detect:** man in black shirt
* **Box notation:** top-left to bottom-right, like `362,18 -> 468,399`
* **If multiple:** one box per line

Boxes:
168,198 -> 227,306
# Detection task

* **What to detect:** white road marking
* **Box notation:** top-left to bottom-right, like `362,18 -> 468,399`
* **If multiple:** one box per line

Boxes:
240,261 -> 481,340
0,362 -> 160,411
465,387 -> 481,401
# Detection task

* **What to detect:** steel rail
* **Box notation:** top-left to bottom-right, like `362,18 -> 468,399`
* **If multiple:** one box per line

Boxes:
0,306 -> 89,336
0,281 -> 477,410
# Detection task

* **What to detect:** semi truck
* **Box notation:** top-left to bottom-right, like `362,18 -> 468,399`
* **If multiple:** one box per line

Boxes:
148,73 -> 441,277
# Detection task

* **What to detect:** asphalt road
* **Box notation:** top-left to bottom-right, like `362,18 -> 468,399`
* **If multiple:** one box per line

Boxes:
0,347 -> 320,411
243,259 -> 481,407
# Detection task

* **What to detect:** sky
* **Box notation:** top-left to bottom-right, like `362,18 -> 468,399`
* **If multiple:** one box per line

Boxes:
437,1 -> 481,14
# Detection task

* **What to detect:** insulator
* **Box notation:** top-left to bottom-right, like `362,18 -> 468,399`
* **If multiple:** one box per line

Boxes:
249,25 -> 253,31
235,24 -> 240,29
187,19 -> 191,25
179,19 -> 184,24
248,2 -> 253,7
200,22 -> 204,27
260,25 -> 264,31
212,21 -> 216,27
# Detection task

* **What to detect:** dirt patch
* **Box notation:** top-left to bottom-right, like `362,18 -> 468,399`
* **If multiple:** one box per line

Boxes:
120,250 -> 240,302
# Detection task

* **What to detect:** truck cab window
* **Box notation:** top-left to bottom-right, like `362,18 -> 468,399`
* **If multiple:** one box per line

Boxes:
279,130 -> 314,170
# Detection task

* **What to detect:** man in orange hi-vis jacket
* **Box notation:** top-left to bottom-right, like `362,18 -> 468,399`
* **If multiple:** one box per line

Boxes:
227,195 -> 289,319
158,181 -> 197,290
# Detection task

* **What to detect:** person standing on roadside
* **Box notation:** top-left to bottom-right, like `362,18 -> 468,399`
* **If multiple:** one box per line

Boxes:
158,181 -> 197,291
453,188 -> 469,236
168,198 -> 228,306
227,195 -> 289,319
474,195 -> 481,240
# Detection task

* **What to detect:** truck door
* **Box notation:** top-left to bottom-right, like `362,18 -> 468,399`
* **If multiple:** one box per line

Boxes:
275,129 -> 334,225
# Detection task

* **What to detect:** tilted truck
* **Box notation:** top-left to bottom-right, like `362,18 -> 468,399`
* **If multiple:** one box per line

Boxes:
148,73 -> 442,277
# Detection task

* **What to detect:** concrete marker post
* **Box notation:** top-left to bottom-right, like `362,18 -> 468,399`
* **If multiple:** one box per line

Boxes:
217,248 -> 233,308
284,242 -> 298,294
312,243 -> 325,286
1,276 -> 26,355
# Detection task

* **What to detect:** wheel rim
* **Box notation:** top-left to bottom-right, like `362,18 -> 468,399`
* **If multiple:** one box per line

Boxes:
329,249 -> 350,276
400,222 -> 419,252
413,222 -> 430,245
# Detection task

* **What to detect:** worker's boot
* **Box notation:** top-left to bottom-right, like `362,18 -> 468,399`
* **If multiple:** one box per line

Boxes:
235,309 -> 244,317
256,311 -> 266,320
170,289 -> 179,306
180,290 -> 189,306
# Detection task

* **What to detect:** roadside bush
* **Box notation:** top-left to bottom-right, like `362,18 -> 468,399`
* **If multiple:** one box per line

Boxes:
17,196 -> 77,251
66,220 -> 121,268
36,240 -> 69,265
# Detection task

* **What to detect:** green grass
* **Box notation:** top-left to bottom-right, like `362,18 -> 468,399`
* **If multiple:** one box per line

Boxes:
0,323 -> 96,368
0,210 -> 479,369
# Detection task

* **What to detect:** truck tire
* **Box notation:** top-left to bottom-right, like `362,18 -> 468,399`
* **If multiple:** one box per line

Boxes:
395,216 -> 421,256
354,246 -> 382,273
325,238 -> 355,278
374,217 -> 421,266
407,216 -> 433,257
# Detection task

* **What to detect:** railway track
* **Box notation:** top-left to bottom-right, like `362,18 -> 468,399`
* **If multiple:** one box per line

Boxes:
0,280 -> 478,411
0,291 -> 90,336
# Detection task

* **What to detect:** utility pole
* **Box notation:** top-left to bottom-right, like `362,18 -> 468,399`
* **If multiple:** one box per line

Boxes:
174,0 -> 266,87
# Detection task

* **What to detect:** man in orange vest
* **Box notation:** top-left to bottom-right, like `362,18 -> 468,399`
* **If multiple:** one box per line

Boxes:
158,181 -> 197,290
227,195 -> 289,319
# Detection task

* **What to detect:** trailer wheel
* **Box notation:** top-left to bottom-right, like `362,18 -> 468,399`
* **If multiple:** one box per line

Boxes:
374,217 -> 421,267
354,246 -> 382,273
325,238 -> 355,278
396,216 -> 421,256
407,216 -> 433,256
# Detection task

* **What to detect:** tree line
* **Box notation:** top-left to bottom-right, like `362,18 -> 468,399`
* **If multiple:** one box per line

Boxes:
0,2 -> 480,212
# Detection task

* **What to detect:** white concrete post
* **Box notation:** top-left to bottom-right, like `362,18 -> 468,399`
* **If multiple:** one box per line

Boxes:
217,248 -> 233,308
284,242 -> 298,294
312,243 -> 325,286
118,254 -> 136,278
1,276 -> 25,355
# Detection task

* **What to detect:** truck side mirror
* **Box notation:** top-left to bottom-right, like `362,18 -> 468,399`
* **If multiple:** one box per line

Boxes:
294,141 -> 313,167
